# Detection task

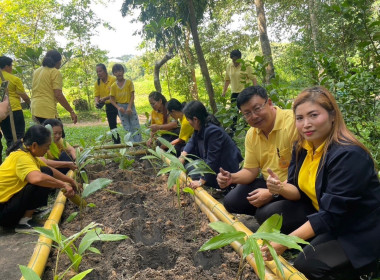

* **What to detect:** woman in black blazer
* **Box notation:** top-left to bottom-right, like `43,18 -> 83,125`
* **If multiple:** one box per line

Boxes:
180,101 -> 243,189
262,86 -> 380,280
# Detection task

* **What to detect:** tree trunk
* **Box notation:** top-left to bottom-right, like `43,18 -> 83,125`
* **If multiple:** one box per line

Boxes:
185,25 -> 199,100
308,0 -> 322,81
187,0 -> 217,113
154,48 -> 175,93
254,0 -> 275,84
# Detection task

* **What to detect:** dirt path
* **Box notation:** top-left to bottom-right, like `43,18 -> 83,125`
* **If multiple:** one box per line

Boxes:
64,114 -> 148,128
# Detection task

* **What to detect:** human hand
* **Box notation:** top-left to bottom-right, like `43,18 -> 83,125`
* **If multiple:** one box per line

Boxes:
126,107 -> 132,115
247,188 -> 273,207
150,124 -> 160,133
67,162 -> 78,171
146,138 -> 153,147
63,183 -> 75,198
189,180 -> 202,189
70,111 -> 77,124
266,168 -> 283,195
118,107 -> 126,114
261,243 -> 287,261
217,167 -> 232,189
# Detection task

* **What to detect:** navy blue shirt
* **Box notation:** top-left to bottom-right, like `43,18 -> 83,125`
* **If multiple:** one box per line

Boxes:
184,123 -> 243,188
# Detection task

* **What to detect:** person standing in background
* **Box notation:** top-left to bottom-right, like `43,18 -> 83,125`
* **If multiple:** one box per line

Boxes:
0,56 -> 30,148
94,64 -> 120,144
31,50 -> 77,125
222,49 -> 257,137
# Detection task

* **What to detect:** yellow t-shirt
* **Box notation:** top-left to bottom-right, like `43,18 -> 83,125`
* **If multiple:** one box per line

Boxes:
46,138 -> 73,160
1,70 -> 26,111
298,141 -> 326,210
110,79 -> 134,104
225,62 -> 255,93
0,150 -> 47,203
31,66 -> 63,118
178,115 -> 194,142
94,75 -> 116,104
244,107 -> 298,181
151,110 -> 176,125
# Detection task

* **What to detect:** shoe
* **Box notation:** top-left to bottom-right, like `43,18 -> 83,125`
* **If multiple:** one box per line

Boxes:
15,220 -> 44,233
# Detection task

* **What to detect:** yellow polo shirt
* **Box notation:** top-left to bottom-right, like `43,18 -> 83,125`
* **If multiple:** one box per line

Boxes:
31,66 -> 63,118
0,150 -> 47,203
298,141 -> 326,210
151,110 -> 175,125
94,75 -> 116,104
1,70 -> 26,111
225,62 -> 255,93
178,115 -> 194,142
110,79 -> 134,104
244,107 -> 297,181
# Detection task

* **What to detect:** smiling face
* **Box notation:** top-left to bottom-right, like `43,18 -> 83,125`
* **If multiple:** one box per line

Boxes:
113,69 -> 124,81
240,95 -> 275,134
295,101 -> 334,149
52,125 -> 63,143
149,97 -> 163,113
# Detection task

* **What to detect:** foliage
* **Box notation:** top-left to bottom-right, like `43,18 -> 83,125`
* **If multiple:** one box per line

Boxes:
19,265 -> 92,280
32,222 -> 127,278
199,214 -> 308,280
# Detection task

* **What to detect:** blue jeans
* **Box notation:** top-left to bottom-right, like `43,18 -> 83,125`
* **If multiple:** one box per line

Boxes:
117,103 -> 142,142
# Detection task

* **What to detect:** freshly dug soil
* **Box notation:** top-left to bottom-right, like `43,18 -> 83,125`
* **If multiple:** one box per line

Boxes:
42,159 -> 259,279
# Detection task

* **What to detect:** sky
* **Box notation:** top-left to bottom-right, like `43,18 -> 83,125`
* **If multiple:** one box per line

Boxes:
90,0 -> 143,58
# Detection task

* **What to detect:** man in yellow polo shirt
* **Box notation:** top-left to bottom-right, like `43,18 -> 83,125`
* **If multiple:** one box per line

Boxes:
0,56 -> 31,148
217,85 -> 298,233
222,49 -> 257,137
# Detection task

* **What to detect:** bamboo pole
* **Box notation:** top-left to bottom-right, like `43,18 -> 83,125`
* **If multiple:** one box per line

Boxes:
91,149 -> 147,159
93,142 -> 146,150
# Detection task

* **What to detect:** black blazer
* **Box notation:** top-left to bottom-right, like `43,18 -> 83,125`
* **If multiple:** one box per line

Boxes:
288,142 -> 380,269
184,123 -> 243,188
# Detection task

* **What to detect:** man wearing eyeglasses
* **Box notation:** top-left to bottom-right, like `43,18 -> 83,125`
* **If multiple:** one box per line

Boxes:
217,85 -> 299,233
222,49 -> 257,137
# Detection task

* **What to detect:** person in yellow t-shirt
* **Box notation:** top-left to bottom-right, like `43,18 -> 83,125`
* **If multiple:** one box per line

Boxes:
31,50 -> 77,125
147,91 -> 179,148
217,86 -> 298,233
167,98 -> 194,156
262,86 -> 380,280
0,125 -> 76,232
222,49 -> 257,137
40,119 -> 77,175
109,64 -> 141,142
94,64 -> 120,144
0,56 -> 31,148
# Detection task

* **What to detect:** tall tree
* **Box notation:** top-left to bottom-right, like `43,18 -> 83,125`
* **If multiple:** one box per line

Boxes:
254,0 -> 275,84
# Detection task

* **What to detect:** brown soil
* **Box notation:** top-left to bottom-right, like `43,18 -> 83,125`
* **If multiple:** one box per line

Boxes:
42,159 -> 259,280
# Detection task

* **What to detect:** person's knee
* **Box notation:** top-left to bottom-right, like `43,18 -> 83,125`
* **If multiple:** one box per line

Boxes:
294,254 -> 331,280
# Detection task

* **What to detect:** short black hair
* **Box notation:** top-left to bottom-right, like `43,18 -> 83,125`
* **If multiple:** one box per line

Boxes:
236,86 -> 268,109
230,49 -> 242,59
112,63 -> 124,73
167,98 -> 184,112
0,56 -> 13,69
42,50 -> 62,68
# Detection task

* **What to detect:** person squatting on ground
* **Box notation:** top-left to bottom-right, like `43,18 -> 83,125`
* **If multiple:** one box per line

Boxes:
222,49 -> 257,137
109,64 -> 142,142
260,86 -> 380,280
0,56 -> 31,149
0,125 -> 77,232
94,63 -> 120,144
167,98 -> 194,157
217,85 -> 300,234
147,91 -> 179,148
31,50 -> 77,125
40,119 -> 77,175
181,101 -> 243,190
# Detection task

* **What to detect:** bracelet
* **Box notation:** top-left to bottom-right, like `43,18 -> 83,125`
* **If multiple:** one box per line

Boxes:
198,180 -> 204,187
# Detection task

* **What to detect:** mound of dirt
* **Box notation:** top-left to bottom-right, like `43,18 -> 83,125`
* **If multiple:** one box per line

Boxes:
42,160 -> 259,280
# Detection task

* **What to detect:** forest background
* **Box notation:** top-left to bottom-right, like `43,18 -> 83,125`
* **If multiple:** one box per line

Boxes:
0,0 -> 379,165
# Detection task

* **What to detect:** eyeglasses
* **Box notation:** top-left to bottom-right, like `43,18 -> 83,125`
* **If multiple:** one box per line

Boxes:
242,99 -> 268,120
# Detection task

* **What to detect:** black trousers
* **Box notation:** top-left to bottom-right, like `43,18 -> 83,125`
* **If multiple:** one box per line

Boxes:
0,110 -> 25,148
229,92 -> 240,137
223,178 -> 316,234
55,151 -> 73,175
294,232 -> 378,280
105,103 -> 120,144
0,166 -> 53,227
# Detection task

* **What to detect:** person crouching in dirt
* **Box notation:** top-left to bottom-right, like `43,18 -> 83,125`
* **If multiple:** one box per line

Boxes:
180,101 -> 243,191
147,91 -> 179,149
0,125 -> 76,232
167,98 -> 194,157
39,119 -> 77,175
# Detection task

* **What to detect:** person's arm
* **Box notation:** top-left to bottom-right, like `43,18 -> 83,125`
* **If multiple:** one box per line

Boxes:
217,167 -> 259,189
110,96 -> 125,114
266,168 -> 301,200
126,91 -> 134,115
54,89 -> 77,124
39,157 -> 77,170
17,91 -> 31,105
150,121 -> 178,132
171,138 -> 184,146
0,95 -> 9,121
26,170 -> 75,197
222,80 -> 230,97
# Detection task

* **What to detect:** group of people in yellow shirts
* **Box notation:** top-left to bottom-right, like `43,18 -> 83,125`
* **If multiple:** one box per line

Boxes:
0,48 -> 379,280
